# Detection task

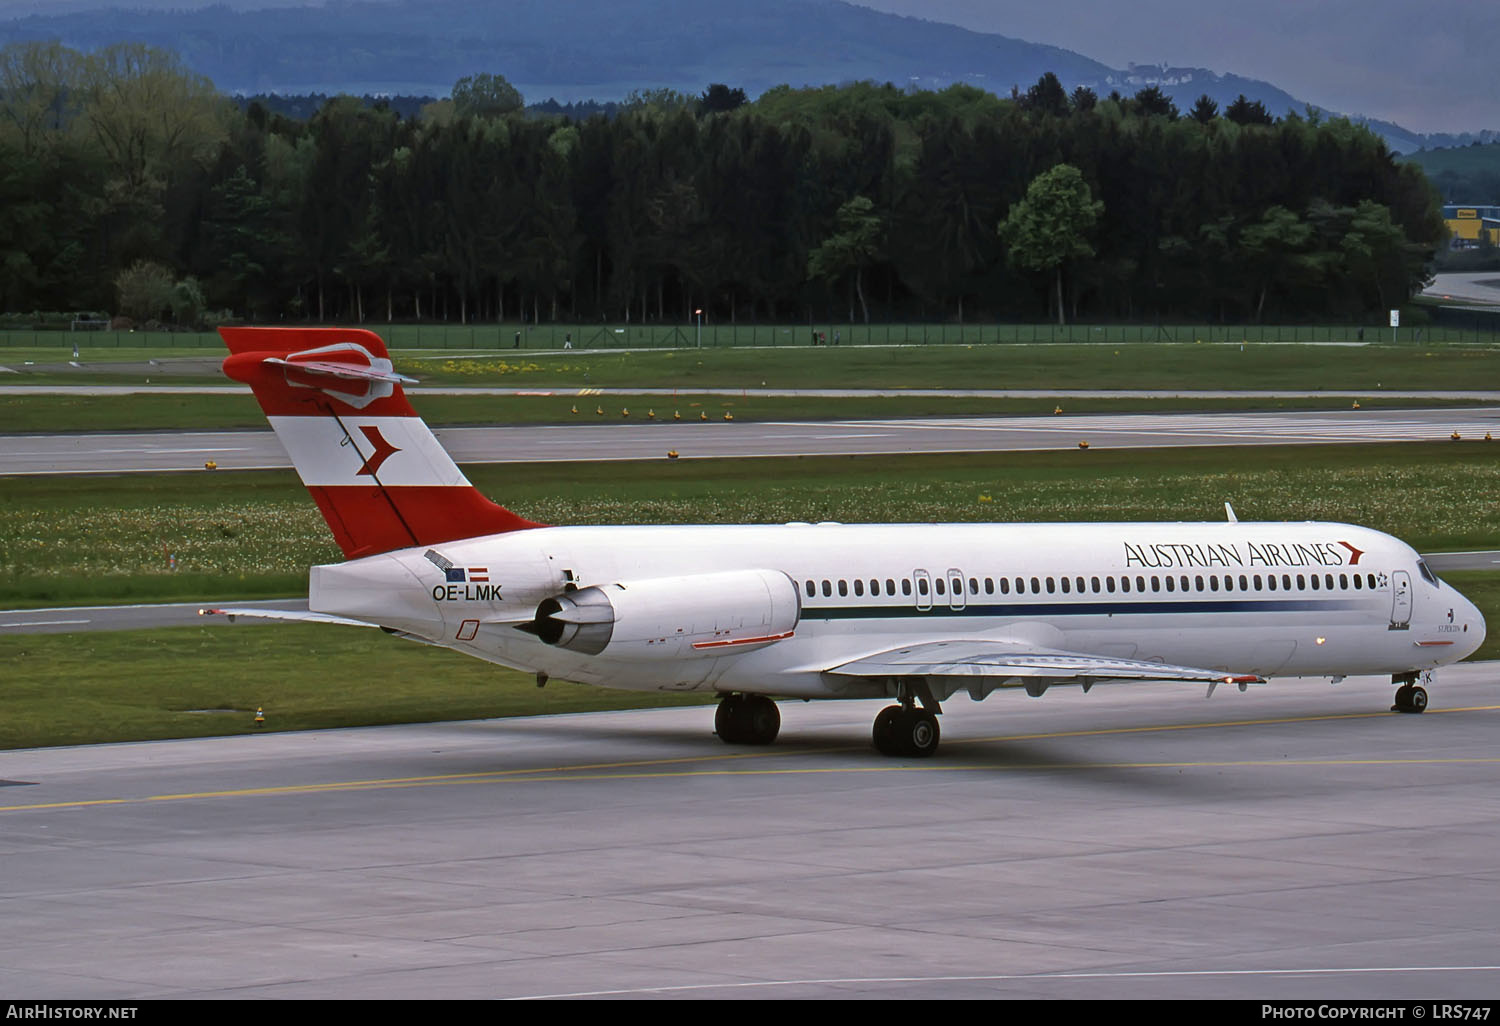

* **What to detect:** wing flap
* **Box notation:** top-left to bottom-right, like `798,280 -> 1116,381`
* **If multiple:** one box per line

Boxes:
825,638 -> 1264,686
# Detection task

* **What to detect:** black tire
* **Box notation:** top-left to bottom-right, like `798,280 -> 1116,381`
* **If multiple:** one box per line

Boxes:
1409,685 -> 1429,713
905,710 -> 940,758
715,695 -> 745,744
1392,683 -> 1413,713
872,706 -> 904,755
742,695 -> 781,745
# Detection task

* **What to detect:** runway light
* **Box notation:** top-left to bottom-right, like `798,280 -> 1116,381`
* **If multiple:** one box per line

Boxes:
1078,440 -> 1089,450
1451,431 -> 1462,441
1053,405 -> 1063,415
1351,401 -> 1360,409
254,706 -> 265,727
667,450 -> 679,460
204,460 -> 217,470
1316,637 -> 1326,645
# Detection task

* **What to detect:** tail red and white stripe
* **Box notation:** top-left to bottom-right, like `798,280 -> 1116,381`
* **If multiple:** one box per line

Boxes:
220,327 -> 537,558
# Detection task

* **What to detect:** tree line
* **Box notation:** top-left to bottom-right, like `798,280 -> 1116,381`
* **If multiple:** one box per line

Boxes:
0,42 -> 1444,328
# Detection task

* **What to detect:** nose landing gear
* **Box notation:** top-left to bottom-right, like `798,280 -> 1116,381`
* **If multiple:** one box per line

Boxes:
1392,672 -> 1430,714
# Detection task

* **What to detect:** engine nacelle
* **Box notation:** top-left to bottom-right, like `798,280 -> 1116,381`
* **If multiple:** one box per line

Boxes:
527,568 -> 800,660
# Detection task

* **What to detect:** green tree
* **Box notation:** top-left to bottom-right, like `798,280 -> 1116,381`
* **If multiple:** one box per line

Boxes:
998,163 -> 1104,325
807,195 -> 884,323
451,73 -> 524,119
114,259 -> 175,321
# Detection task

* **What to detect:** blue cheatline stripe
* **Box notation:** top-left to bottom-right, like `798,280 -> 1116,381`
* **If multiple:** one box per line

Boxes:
806,599 -> 1363,620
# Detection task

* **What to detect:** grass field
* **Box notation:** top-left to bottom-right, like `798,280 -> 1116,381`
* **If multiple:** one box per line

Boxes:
3,443 -> 1497,608
5,341 -> 1500,392
2,442 -> 1497,749
2,391 -> 1490,435
5,320 -> 1500,351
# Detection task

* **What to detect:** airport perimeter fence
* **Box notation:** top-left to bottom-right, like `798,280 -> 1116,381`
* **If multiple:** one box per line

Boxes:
3,321 -> 1499,350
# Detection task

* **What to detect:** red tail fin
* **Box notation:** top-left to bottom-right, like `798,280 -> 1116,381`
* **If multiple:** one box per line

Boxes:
220,327 -> 538,559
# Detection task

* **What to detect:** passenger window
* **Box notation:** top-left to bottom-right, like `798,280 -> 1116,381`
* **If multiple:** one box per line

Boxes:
1352,574 -> 1361,590
853,579 -> 864,597
1059,577 -> 1069,594
1106,577 -> 1116,593
935,578 -> 945,596
1324,573 -> 1334,590
1239,575 -> 1249,591
1310,574 -> 1319,591
1366,573 -> 1376,589
1195,575 -> 1204,591
1046,577 -> 1056,594
999,577 -> 1010,594
1121,576 -> 1131,593
886,579 -> 896,595
970,577 -> 979,594
902,579 -> 912,596
1151,576 -> 1160,592
1030,577 -> 1040,593
870,579 -> 879,595
984,578 -> 994,595
1165,575 -> 1175,592
1297,574 -> 1306,589
1339,573 -> 1348,589
1209,575 -> 1219,592
1091,576 -> 1101,593
805,580 -> 815,597
822,580 -> 832,597
1223,575 -> 1233,592
1253,574 -> 1262,590
917,578 -> 928,596
838,579 -> 848,596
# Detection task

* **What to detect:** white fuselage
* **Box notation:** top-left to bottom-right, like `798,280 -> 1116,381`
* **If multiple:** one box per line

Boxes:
309,520 -> 1486,701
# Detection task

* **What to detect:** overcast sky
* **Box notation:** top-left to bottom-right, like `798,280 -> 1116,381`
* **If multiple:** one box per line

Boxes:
0,0 -> 1493,133
858,0 -> 1498,134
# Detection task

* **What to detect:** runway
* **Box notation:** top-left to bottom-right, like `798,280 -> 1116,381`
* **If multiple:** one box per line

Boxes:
5,406 -> 1500,475
2,662 -> 1498,999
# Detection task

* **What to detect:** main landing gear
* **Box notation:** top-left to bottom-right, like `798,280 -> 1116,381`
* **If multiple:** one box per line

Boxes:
1391,672 -> 1430,714
714,693 -> 781,745
873,681 -> 943,758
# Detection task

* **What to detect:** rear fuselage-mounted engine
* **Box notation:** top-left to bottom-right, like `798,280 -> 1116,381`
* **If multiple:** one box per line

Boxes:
523,568 -> 800,660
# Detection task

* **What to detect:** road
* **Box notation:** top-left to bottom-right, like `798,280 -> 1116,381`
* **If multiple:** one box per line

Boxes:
5,406 -> 1500,475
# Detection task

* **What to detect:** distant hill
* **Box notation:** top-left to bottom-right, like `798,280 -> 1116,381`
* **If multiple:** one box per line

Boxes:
1403,143 -> 1500,204
0,0 -> 1457,151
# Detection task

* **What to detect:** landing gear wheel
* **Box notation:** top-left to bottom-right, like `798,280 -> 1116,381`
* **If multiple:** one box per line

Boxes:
904,710 -> 940,758
872,706 -> 904,756
1392,682 -> 1429,714
715,694 -> 780,745
715,694 -> 746,743
871,706 -> 941,758
740,695 -> 781,744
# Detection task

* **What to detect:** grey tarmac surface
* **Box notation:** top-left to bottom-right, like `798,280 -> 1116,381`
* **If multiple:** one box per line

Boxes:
5,406 -> 1500,475
2,661 -> 1499,999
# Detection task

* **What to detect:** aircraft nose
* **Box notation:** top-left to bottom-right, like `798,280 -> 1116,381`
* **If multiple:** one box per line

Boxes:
1456,590 -> 1487,659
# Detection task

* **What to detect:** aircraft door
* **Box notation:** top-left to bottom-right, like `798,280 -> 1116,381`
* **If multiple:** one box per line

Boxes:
947,568 -> 966,610
913,569 -> 933,612
1390,570 -> 1412,629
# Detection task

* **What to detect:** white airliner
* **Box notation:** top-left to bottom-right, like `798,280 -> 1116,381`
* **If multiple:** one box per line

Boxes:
206,327 -> 1486,756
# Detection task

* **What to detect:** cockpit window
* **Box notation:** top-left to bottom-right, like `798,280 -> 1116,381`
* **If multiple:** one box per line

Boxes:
1417,560 -> 1439,586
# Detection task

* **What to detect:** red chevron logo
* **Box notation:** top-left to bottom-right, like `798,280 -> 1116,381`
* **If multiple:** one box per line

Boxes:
355,424 -> 401,477
1338,540 -> 1365,565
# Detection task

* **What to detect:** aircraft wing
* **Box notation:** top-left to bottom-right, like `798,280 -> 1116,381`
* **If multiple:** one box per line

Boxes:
824,638 -> 1263,694
198,607 -> 378,628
